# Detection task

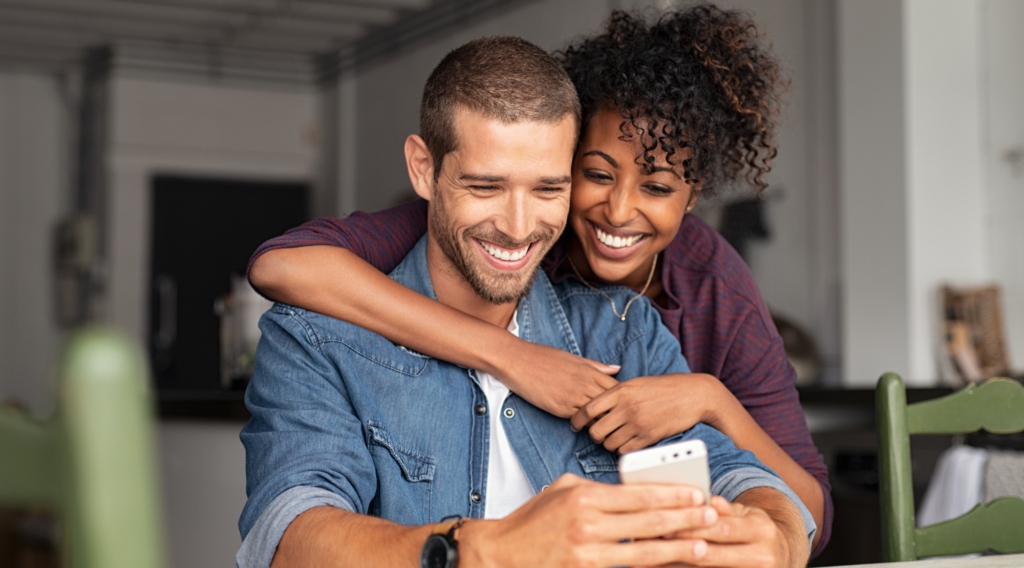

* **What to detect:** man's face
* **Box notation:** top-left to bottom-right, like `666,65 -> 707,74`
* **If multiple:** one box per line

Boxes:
427,109 -> 576,304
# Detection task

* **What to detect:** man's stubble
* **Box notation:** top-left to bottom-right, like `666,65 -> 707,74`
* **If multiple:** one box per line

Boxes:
429,187 -> 557,305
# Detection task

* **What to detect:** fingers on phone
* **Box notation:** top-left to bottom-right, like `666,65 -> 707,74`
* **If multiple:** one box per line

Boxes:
669,514 -> 767,544
602,537 -> 709,567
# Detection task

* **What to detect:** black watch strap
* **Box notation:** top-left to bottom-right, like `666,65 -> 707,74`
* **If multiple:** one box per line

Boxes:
420,516 -> 464,568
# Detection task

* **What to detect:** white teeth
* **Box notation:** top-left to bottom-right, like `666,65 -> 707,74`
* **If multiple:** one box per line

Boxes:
595,226 -> 643,249
479,240 -> 529,262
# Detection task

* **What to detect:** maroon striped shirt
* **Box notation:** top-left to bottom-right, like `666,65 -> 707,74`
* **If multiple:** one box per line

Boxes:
248,198 -> 833,555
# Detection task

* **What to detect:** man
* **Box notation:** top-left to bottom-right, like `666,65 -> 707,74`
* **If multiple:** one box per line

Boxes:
238,36 -> 813,568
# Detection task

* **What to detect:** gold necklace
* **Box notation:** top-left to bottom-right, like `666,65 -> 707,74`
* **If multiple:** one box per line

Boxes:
567,253 -> 658,322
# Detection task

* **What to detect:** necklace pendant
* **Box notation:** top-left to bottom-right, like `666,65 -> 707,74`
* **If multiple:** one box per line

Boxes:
620,315 -> 626,321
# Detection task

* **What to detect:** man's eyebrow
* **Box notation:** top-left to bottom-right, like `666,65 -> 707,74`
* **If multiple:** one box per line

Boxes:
460,174 -> 570,185
582,150 -> 619,168
460,174 -> 507,182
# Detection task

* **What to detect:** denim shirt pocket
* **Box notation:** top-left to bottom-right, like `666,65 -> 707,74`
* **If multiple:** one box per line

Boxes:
322,333 -> 431,377
575,443 -> 621,484
366,420 -> 435,523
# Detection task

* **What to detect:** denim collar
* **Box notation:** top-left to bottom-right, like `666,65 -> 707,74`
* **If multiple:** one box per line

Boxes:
388,235 -> 581,357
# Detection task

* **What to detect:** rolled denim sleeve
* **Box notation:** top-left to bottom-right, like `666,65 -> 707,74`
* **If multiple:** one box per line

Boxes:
236,486 -> 353,568
238,305 -> 378,544
657,423 -> 817,547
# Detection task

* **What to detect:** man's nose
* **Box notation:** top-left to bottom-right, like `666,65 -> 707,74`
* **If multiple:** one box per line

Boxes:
496,191 -> 536,243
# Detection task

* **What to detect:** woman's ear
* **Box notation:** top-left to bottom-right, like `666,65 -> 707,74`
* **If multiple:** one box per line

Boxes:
685,187 -> 700,213
405,135 -> 435,201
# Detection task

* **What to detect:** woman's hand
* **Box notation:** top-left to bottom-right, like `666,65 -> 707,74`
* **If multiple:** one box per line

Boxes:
493,341 -> 620,419
569,373 -> 723,454
654,491 -> 807,568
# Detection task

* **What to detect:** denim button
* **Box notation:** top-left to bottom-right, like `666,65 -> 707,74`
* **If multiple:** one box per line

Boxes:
503,408 -> 515,419
470,491 -> 482,503
474,404 -> 487,415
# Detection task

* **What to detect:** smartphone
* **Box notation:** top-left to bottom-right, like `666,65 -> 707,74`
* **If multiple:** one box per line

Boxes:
618,439 -> 711,505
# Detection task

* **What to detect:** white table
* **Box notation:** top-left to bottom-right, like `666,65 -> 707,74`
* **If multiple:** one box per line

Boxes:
836,554 -> 1024,567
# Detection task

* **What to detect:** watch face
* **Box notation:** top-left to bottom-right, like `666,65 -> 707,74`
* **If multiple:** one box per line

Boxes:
421,534 -> 454,568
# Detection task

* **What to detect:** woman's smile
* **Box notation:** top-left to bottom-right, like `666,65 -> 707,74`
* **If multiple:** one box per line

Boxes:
586,219 -> 650,260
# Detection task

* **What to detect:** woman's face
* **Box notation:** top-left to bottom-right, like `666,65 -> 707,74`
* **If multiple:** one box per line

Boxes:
569,107 -> 697,287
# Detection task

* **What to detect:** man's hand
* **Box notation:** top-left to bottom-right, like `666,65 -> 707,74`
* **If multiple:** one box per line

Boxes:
569,374 -> 722,454
460,474 -> 720,568
661,488 -> 810,568
495,342 -> 620,418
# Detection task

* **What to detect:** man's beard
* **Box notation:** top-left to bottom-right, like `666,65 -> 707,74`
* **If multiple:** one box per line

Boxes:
430,190 -> 556,305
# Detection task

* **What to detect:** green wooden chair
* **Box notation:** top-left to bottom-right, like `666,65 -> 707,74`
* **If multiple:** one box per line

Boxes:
0,327 -> 164,568
877,372 -> 1024,561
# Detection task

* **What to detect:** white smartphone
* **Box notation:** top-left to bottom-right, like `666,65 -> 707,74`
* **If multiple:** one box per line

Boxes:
618,439 -> 711,505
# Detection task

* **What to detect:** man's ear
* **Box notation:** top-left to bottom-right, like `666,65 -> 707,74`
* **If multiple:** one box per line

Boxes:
405,135 -> 435,201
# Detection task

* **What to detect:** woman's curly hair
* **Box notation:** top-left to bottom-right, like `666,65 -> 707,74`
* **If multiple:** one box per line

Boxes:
557,4 -> 785,195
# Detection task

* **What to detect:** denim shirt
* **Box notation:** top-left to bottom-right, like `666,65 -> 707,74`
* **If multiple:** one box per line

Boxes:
237,236 -> 815,567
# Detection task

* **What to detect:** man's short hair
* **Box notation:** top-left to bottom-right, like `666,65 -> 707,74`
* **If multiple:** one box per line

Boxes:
420,36 -> 581,178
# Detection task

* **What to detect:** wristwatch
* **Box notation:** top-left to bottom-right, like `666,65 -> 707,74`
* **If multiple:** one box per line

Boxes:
420,516 -> 464,568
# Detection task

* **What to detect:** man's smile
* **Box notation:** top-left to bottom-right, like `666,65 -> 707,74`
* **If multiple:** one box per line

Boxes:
473,238 -> 537,271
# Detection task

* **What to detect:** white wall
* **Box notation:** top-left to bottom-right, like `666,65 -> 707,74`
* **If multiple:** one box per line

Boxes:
158,420 -> 249,568
982,0 -> 1024,370
106,76 -> 318,568
837,0 -> 910,386
905,0 -> 988,381
0,71 -> 70,416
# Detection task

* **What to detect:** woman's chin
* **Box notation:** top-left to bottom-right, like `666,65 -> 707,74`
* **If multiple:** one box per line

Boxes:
587,260 -> 642,287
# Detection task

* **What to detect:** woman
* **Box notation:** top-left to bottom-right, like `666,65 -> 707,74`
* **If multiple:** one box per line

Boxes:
249,5 -> 831,555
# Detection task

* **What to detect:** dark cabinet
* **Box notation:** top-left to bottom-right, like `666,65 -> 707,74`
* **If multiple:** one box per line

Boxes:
148,175 -> 308,410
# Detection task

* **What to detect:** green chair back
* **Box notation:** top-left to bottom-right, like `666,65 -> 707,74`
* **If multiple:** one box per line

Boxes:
0,327 -> 164,568
877,372 -> 1024,561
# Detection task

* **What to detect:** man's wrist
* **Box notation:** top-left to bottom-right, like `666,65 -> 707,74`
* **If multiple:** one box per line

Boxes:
451,518 -> 497,568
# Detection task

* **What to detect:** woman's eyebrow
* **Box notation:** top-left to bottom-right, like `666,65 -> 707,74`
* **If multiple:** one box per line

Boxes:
582,150 -> 618,168
648,165 -> 682,180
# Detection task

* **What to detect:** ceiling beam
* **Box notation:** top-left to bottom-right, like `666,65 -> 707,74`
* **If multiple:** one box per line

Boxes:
0,4 -> 364,50
3,0 -> 399,27
325,0 -> 537,76
307,0 -> 433,10
117,43 -> 313,75
0,43 -> 81,62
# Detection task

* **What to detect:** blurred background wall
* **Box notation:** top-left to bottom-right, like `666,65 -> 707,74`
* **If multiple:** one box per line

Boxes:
1,0 -> 1022,566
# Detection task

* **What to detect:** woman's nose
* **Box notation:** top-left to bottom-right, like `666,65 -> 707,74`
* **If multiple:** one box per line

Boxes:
605,184 -> 637,227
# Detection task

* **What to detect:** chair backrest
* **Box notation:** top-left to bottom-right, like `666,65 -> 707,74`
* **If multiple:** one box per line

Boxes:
876,372 -> 1024,562
0,327 -> 164,568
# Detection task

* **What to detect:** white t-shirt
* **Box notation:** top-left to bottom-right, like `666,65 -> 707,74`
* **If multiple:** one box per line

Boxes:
478,310 -> 536,519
